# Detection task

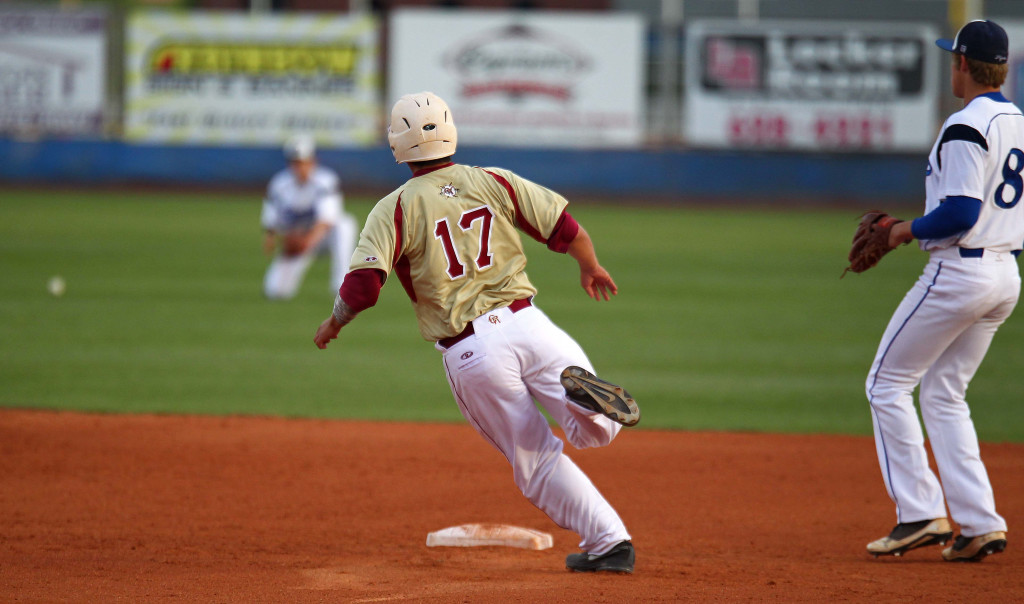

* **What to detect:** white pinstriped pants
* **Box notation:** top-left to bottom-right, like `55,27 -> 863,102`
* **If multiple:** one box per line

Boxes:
866,247 -> 1019,536
437,304 -> 630,555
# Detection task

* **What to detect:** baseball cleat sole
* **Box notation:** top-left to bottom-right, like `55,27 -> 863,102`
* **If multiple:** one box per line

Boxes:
867,518 -> 953,557
560,366 -> 640,427
942,532 -> 1007,562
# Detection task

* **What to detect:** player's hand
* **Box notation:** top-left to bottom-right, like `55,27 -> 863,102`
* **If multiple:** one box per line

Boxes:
314,316 -> 343,349
580,265 -> 618,301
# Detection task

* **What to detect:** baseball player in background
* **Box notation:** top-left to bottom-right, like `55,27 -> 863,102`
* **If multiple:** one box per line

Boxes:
261,135 -> 358,300
313,92 -> 641,573
861,20 -> 1022,562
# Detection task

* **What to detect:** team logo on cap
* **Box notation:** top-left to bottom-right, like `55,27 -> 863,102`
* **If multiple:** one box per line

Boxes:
439,183 -> 459,198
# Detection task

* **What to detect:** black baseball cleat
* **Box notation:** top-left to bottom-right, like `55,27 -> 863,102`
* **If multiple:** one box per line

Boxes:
942,531 -> 1007,562
866,518 -> 953,557
560,366 -> 640,427
566,540 -> 635,574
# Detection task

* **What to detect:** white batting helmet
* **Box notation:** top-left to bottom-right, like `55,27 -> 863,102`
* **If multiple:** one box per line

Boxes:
387,92 -> 457,164
283,134 -> 316,161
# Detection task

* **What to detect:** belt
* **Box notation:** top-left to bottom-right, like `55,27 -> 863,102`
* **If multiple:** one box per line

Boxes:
959,247 -> 1022,258
437,298 -> 532,348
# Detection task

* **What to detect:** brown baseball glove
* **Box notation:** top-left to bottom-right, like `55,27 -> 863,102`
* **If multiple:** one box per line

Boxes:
282,231 -> 310,257
843,211 -> 904,277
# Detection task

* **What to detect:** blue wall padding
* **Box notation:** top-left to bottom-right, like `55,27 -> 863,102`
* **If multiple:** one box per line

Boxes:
0,139 -> 924,202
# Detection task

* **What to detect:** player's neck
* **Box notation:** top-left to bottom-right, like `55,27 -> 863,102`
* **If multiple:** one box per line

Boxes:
961,83 -> 1001,107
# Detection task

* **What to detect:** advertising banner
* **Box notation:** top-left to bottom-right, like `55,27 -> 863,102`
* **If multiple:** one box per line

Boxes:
125,11 -> 379,147
0,8 -> 108,135
388,9 -> 645,149
684,20 -> 940,152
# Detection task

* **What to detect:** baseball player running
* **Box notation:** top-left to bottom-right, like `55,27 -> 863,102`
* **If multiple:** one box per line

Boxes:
261,135 -> 358,300
858,20 -> 1023,562
313,92 -> 640,573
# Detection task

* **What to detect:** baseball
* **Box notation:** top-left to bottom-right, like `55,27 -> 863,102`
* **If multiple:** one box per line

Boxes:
47,275 -> 66,297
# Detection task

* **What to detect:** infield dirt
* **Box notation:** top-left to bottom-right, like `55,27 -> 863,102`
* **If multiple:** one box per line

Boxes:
2,409 -> 1022,602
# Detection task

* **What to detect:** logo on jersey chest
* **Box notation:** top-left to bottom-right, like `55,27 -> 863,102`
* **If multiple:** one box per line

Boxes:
439,183 -> 460,198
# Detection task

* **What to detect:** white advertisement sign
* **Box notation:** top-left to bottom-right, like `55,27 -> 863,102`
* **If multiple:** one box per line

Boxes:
0,8 -> 107,135
1002,21 -> 1024,106
684,20 -> 940,152
125,12 -> 380,147
389,9 -> 645,149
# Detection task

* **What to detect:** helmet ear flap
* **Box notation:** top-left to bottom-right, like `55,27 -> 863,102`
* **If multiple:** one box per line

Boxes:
387,92 -> 457,163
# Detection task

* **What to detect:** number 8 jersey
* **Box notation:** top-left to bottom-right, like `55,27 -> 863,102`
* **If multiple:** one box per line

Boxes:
922,91 -> 1024,252
348,163 -> 572,342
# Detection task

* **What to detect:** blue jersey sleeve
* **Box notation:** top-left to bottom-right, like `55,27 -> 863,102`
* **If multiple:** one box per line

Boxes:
911,196 -> 982,240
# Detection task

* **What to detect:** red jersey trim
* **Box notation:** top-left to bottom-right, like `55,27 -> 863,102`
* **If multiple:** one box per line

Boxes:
392,194 -> 417,302
392,195 -> 404,270
482,169 -> 546,243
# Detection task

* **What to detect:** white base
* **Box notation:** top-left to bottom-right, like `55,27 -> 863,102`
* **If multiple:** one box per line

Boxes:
425,523 -> 553,550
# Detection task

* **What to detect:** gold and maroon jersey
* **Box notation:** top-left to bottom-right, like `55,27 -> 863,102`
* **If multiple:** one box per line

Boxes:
349,163 -> 570,341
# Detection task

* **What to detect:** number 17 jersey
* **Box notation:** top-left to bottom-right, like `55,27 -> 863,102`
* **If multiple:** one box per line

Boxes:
922,92 -> 1024,252
349,163 -> 569,342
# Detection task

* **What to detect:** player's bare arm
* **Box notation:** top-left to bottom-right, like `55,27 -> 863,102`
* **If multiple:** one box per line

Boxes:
263,230 -> 277,256
888,221 -> 914,248
567,226 -> 617,301
313,295 -> 358,349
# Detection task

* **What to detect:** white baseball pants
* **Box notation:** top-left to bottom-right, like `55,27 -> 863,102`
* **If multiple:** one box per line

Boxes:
263,214 -> 358,299
866,247 -> 1019,536
437,304 -> 631,555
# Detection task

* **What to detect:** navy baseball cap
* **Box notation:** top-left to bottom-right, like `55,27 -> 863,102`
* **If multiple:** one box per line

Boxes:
936,20 -> 1009,64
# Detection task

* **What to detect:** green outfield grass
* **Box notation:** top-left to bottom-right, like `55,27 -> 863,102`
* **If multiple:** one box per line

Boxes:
2,189 -> 1022,441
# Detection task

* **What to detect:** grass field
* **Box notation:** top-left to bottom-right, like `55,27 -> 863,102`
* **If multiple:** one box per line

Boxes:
2,188 -> 1022,441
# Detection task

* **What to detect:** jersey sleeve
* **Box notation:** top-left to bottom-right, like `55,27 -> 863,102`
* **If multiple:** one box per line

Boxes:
347,191 -> 404,276
911,195 -> 982,240
260,200 -> 278,230
546,211 -> 579,253
936,125 -> 989,200
261,180 -> 280,231
484,167 -> 569,242
313,170 -> 342,225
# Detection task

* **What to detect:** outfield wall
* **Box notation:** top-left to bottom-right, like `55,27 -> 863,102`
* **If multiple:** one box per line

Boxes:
0,139 -> 923,204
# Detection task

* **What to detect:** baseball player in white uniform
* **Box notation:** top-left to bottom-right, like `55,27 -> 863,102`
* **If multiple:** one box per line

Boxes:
261,135 -> 358,300
313,92 -> 641,573
864,20 -> 1023,562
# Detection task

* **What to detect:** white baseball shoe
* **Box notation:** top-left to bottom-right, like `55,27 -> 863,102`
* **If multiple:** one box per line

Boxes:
941,531 -> 1007,562
866,518 -> 953,557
